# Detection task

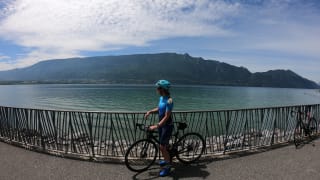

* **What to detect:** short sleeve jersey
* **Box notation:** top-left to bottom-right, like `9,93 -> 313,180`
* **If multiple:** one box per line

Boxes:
158,96 -> 173,118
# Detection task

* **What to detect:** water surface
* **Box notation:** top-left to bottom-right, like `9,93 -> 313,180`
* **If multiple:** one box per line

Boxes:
0,84 -> 319,111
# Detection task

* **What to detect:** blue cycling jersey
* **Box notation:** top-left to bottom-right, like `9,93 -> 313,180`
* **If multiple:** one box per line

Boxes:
158,96 -> 174,145
158,96 -> 173,118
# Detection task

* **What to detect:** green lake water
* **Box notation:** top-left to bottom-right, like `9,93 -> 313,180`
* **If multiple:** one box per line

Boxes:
0,84 -> 319,112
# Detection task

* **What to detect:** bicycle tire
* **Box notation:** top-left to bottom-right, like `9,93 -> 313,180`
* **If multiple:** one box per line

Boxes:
176,132 -> 205,164
125,139 -> 158,172
294,122 -> 305,147
308,117 -> 318,137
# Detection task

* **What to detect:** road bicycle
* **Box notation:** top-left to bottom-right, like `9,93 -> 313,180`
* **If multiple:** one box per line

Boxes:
125,122 -> 205,172
292,109 -> 318,147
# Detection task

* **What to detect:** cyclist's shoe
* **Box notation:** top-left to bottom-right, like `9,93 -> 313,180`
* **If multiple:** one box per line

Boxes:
159,167 -> 171,177
159,160 -> 168,167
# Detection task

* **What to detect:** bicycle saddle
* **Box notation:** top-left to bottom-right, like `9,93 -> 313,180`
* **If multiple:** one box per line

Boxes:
177,122 -> 187,130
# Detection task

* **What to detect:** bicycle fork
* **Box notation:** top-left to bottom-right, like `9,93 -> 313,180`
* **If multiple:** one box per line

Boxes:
140,143 -> 149,158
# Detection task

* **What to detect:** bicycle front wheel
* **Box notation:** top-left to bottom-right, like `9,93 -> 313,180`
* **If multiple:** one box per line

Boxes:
176,133 -> 205,164
308,118 -> 318,137
294,122 -> 305,147
125,139 -> 158,172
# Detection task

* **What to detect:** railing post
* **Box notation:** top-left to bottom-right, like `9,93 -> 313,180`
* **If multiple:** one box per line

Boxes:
87,112 -> 95,159
39,111 -> 45,150
242,110 -> 248,149
110,114 -> 115,156
271,108 -> 278,145
223,111 -> 231,154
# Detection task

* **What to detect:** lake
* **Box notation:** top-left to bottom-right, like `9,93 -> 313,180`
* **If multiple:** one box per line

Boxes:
0,84 -> 319,112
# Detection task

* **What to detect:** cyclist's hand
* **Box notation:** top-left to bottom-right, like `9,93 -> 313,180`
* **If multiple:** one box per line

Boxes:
144,111 -> 151,119
149,125 -> 158,131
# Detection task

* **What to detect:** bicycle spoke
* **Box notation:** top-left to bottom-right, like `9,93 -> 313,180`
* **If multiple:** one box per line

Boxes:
179,141 -> 199,156
308,118 -> 318,137
125,139 -> 157,172
176,133 -> 205,164
294,123 -> 305,147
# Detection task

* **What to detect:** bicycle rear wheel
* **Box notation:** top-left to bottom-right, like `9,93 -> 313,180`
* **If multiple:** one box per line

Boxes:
294,122 -> 305,147
125,139 -> 158,172
308,118 -> 318,137
176,133 -> 205,164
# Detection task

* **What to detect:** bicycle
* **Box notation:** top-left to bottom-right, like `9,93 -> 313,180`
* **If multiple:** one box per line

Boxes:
124,122 -> 205,172
292,109 -> 318,147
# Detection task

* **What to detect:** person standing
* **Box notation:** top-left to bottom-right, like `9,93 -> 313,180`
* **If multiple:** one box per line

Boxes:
145,80 -> 174,177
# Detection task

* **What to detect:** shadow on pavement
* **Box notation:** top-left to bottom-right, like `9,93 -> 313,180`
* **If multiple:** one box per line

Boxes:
132,163 -> 210,180
131,137 -> 320,180
169,163 -> 210,180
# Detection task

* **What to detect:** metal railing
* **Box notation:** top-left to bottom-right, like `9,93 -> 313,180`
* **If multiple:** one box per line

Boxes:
0,104 -> 319,161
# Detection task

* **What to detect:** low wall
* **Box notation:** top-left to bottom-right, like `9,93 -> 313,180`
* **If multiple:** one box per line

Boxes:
0,104 -> 319,162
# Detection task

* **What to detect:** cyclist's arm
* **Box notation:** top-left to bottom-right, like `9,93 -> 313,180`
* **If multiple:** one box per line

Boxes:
147,107 -> 159,114
158,111 -> 171,127
149,111 -> 172,131
145,107 -> 158,119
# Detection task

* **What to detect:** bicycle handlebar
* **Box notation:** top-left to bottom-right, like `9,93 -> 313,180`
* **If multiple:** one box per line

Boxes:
136,121 -> 188,132
290,110 -> 305,116
136,123 -> 149,131
291,109 -> 308,115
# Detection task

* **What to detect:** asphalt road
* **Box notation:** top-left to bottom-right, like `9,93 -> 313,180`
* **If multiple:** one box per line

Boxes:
0,140 -> 319,180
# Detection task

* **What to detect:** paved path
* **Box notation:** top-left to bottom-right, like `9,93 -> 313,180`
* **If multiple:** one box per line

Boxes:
0,140 -> 320,180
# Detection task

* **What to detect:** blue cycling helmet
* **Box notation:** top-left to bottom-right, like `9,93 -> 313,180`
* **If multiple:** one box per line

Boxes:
155,80 -> 171,90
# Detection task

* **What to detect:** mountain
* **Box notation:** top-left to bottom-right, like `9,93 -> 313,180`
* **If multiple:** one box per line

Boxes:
0,53 -> 318,89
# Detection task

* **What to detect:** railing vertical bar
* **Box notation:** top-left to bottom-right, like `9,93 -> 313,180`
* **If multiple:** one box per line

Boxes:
101,113 -> 108,156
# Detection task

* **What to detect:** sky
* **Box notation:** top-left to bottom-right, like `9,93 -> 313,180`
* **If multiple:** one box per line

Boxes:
0,0 -> 319,82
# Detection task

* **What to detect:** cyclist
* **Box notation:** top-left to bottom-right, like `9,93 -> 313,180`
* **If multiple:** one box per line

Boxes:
145,80 -> 173,177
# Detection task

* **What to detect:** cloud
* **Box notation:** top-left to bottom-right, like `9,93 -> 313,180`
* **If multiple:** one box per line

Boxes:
0,54 -> 15,70
0,55 -> 10,61
0,0 -> 240,69
250,24 -> 320,58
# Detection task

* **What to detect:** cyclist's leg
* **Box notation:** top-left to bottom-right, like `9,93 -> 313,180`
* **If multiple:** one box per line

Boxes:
159,125 -> 173,162
159,124 -> 173,176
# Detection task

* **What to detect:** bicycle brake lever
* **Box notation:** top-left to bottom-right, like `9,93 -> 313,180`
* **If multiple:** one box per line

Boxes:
145,125 -> 151,131
135,123 -> 143,127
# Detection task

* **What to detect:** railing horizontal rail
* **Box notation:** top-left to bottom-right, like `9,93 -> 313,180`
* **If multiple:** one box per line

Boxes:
0,104 -> 319,162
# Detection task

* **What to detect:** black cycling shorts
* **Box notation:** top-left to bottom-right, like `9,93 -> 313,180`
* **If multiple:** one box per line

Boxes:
158,124 -> 173,146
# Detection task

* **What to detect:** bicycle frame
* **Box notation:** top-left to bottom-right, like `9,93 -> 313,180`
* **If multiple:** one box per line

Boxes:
136,122 -> 186,157
125,122 -> 205,172
292,108 -> 317,145
292,110 -> 309,129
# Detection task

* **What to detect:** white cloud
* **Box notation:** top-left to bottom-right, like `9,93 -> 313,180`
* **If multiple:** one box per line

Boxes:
0,0 -> 239,69
0,53 -> 14,70
0,55 -> 10,61
251,24 -> 320,58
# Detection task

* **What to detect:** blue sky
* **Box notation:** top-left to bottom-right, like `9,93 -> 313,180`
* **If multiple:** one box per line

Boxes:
0,0 -> 319,82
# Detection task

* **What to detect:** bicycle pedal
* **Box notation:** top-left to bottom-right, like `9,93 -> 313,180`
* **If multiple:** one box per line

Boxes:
187,145 -> 193,151
140,153 -> 147,158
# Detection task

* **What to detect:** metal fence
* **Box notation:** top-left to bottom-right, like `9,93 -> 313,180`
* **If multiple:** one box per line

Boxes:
0,104 -> 319,161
